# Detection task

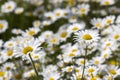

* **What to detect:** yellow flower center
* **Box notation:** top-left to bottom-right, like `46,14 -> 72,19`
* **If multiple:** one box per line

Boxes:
6,5 -> 12,10
106,43 -> 111,47
35,63 -> 39,68
34,22 -> 40,27
114,34 -> 119,39
106,19 -> 112,24
71,16 -> 76,20
107,76 -> 112,80
88,68 -> 95,73
68,0 -> 74,6
47,16 -> 52,20
90,77 -> 97,80
95,23 -> 101,28
80,8 -> 86,13
109,60 -> 117,65
75,68 -> 80,73
76,74 -> 81,80
71,49 -> 77,52
29,72 -> 35,77
94,60 -> 99,65
68,52 -> 75,57
82,34 -> 92,40
5,66 -> 11,71
80,60 -> 85,64
56,13 -> 60,16
0,71 -> 5,77
7,50 -> 13,56
8,43 -> 13,46
60,32 -> 67,38
33,55 -> 39,59
49,77 -> 55,80
67,67 -> 72,72
109,69 -> 117,75
22,46 -> 33,54
72,27 -> 79,31
103,53 -> 108,58
0,23 -> 4,29
45,34 -> 50,38
50,38 -> 57,43
28,30 -> 35,36
104,1 -> 110,5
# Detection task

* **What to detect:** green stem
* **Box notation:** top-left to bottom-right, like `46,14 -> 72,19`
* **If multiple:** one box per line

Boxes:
28,53 -> 39,80
81,46 -> 87,80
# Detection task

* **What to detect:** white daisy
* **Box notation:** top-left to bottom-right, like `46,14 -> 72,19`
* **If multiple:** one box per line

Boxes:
1,1 -> 16,13
14,7 -> 24,14
0,20 -> 8,33
100,0 -> 115,6
3,62 -> 15,71
74,30 -> 100,44
32,20 -> 41,28
91,18 -> 105,29
14,38 -> 42,58
106,66 -> 120,78
12,28 -> 23,35
77,4 -> 90,16
103,15 -> 115,26
67,23 -> 85,33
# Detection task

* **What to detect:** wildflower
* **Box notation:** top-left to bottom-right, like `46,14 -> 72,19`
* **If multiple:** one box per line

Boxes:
0,20 -> 8,33
14,7 -> 24,14
77,4 -> 90,16
74,30 -> 100,44
68,23 -> 85,33
1,1 -> 16,13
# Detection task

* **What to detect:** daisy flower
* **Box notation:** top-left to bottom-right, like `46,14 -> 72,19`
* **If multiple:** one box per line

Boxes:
0,20 -> 8,33
106,66 -> 120,78
103,74 -> 113,80
74,30 -> 100,44
90,57 -> 105,66
23,27 -> 40,37
14,38 -> 42,58
41,30 -> 53,40
76,58 -> 89,66
44,12 -> 56,21
3,62 -> 15,71
12,28 -> 24,35
62,66 -> 74,72
48,34 -> 60,45
101,49 -> 112,59
67,23 -> 85,33
14,7 -> 24,14
85,65 -> 98,76
3,49 -> 16,59
77,4 -> 90,16
54,8 -> 64,19
69,16 -> 77,23
4,40 -> 16,49
42,20 -> 52,26
100,0 -> 115,6
57,30 -> 70,41
91,18 -> 105,29
1,1 -> 16,13
33,20 -> 41,28
103,15 -> 115,26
